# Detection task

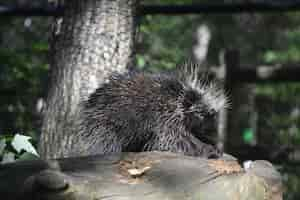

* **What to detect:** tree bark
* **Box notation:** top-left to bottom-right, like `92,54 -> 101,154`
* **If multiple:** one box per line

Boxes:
0,152 -> 283,200
39,0 -> 137,159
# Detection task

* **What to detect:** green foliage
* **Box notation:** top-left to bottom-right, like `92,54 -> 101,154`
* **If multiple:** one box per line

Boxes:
264,30 -> 300,63
255,84 -> 300,103
136,15 -> 197,71
0,134 -> 39,164
283,170 -> 300,200
255,83 -> 300,147
0,17 -> 50,136
242,128 -> 254,144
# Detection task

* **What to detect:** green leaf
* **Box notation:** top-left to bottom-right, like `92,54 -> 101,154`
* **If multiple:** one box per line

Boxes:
11,134 -> 39,156
137,55 -> 146,68
1,152 -> 15,164
0,138 -> 6,155
31,42 -> 49,51
243,129 -> 254,144
264,51 -> 277,63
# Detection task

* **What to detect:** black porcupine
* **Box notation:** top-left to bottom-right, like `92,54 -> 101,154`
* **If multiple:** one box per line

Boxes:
72,64 -> 228,158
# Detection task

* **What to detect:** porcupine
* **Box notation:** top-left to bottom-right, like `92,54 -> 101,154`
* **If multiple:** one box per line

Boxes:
72,64 -> 229,158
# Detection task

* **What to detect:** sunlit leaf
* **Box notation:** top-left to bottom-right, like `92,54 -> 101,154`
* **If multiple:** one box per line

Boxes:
1,152 -> 15,164
243,128 -> 254,144
0,138 -> 6,155
11,134 -> 39,156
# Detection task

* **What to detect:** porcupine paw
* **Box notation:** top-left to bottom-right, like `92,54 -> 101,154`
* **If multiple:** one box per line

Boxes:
202,144 -> 223,159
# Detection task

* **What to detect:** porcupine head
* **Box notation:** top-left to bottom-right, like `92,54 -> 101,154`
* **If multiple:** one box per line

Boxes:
174,63 -> 229,151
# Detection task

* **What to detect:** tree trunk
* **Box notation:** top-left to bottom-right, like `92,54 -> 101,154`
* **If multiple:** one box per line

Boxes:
39,0 -> 137,159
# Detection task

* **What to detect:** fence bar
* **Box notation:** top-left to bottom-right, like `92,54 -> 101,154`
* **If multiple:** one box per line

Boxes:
2,2 -> 300,17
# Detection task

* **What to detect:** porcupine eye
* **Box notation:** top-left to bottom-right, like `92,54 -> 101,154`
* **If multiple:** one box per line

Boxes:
203,111 -> 217,122
183,90 -> 200,109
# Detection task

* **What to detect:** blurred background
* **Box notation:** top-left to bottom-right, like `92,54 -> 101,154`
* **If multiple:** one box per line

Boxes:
0,0 -> 300,199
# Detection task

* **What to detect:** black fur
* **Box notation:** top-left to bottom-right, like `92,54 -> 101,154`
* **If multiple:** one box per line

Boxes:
72,65 -> 228,158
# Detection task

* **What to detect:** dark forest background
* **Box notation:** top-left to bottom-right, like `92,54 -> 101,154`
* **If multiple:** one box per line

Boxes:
0,0 -> 300,199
